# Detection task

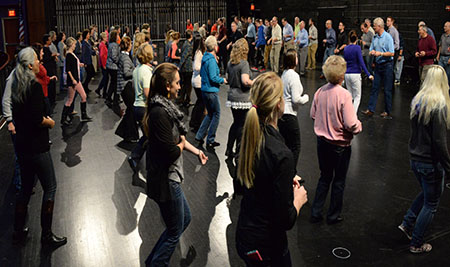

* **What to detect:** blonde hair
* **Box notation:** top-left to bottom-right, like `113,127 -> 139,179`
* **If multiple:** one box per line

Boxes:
322,55 -> 346,84
230,38 -> 249,65
65,37 -> 77,56
133,32 -> 146,56
136,43 -> 154,64
165,30 -> 174,44
410,65 -> 450,128
205,35 -> 217,52
238,72 -> 284,189
100,32 -> 107,41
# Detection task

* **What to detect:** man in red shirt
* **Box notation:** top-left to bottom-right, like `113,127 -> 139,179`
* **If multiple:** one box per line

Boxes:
416,25 -> 437,83
186,19 -> 194,31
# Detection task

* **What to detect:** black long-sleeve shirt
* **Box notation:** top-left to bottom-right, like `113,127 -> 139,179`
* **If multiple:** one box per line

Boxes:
236,124 -> 297,256
12,81 -> 50,155
409,108 -> 450,176
65,53 -> 79,86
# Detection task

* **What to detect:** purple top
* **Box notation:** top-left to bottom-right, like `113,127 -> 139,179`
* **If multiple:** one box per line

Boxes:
344,44 -> 370,76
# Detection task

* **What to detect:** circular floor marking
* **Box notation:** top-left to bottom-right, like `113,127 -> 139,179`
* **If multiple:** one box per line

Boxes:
332,247 -> 351,260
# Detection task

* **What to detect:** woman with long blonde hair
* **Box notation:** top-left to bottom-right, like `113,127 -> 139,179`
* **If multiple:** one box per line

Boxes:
225,38 -> 253,162
132,32 -> 145,66
398,65 -> 450,254
236,72 -> 307,266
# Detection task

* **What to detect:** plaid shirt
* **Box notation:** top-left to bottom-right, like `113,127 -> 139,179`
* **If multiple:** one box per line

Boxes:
180,39 -> 193,72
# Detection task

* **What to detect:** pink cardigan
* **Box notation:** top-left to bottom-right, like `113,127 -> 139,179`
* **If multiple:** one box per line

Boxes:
310,83 -> 362,146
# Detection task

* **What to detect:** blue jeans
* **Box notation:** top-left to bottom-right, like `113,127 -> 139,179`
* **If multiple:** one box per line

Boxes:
16,151 -> 57,206
322,46 -> 335,65
146,180 -> 191,266
367,61 -> 394,114
402,160 -> 445,248
438,55 -> 450,87
311,137 -> 351,221
394,56 -> 404,81
195,91 -> 221,144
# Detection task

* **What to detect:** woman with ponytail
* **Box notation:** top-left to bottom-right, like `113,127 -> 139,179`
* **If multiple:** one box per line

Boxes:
11,47 -> 67,248
236,72 -> 308,266
143,63 -> 207,266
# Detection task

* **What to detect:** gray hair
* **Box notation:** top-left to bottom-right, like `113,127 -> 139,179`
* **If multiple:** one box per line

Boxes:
49,31 -> 56,37
373,17 -> 384,28
11,47 -> 37,104
205,36 -> 217,52
419,25 -> 428,32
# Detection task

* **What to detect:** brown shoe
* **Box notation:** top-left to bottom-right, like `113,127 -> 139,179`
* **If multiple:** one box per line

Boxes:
380,112 -> 389,117
362,110 -> 374,116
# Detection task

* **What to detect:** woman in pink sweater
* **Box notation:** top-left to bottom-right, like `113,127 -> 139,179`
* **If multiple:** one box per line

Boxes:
309,55 -> 362,225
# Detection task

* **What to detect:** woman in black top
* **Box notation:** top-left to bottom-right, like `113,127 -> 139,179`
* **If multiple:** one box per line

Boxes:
236,72 -> 308,266
11,47 -> 67,248
60,37 -> 92,125
143,63 -> 208,266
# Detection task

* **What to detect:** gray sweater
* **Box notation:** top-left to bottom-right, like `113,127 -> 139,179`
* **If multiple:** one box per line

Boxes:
106,42 -> 120,70
117,52 -> 135,93
361,31 -> 374,56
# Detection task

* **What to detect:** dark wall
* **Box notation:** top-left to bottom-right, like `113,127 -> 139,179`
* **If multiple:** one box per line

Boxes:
248,0 -> 448,79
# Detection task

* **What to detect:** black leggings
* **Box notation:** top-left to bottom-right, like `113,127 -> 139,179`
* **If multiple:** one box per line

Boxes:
226,108 -> 249,153
83,64 -> 95,91
189,87 -> 205,131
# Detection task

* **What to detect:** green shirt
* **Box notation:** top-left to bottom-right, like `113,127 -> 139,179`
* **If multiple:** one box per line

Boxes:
294,24 -> 301,41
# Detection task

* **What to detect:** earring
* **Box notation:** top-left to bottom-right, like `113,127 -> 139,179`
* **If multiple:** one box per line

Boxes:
167,92 -> 170,99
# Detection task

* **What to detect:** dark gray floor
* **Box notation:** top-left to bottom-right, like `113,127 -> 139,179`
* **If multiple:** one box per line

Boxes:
1,69 -> 450,267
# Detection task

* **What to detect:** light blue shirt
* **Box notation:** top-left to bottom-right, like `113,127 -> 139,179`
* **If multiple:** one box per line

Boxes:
296,28 -> 309,48
369,31 -> 394,64
283,23 -> 294,42
247,23 -> 256,39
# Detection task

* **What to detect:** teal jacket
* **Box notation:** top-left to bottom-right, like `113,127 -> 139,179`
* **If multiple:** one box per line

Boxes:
200,52 -> 224,93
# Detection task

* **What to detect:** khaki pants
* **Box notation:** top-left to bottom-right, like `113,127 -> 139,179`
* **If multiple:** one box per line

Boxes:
264,44 -> 272,69
419,64 -> 432,84
307,43 -> 318,69
270,44 -> 282,73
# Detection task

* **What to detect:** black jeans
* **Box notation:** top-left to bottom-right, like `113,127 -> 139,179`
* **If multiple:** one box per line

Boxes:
256,45 -> 265,68
179,72 -> 193,105
47,67 -> 57,109
130,106 -> 147,162
97,67 -> 109,96
246,37 -> 256,66
16,151 -> 57,207
236,241 -> 292,267
278,114 -> 301,172
83,63 -> 95,91
226,108 -> 249,154
106,69 -> 118,103
311,137 -> 351,221
189,87 -> 205,132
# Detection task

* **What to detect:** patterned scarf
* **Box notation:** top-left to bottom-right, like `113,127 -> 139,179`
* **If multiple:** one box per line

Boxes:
149,95 -> 188,136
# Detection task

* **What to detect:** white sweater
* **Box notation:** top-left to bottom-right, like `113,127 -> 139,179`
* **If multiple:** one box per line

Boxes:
191,50 -> 203,88
281,69 -> 309,116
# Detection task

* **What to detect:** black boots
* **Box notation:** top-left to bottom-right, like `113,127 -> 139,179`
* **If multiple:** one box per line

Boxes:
13,203 -> 29,245
60,105 -> 71,126
80,102 -> 92,122
41,200 -> 67,248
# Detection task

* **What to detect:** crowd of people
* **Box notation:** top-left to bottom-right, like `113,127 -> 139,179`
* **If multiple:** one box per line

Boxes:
2,12 -> 450,266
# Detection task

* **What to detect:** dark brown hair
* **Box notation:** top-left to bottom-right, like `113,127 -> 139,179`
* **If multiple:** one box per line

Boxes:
283,49 -> 297,70
109,30 -> 118,43
348,30 -> 358,43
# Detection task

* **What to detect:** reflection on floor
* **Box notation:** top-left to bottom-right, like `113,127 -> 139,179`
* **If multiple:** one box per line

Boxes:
0,69 -> 449,266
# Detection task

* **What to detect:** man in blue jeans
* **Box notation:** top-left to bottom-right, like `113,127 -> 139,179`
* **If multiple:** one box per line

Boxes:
195,36 -> 227,148
320,20 -> 336,79
362,17 -> 395,119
